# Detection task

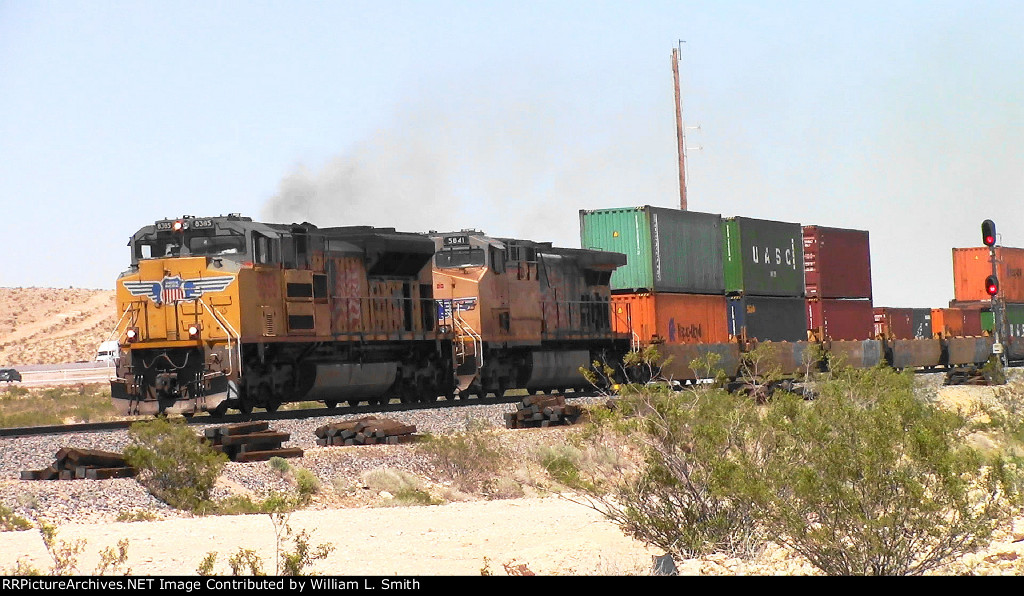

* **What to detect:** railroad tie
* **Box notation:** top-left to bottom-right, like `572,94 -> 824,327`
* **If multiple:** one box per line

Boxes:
314,417 -> 417,446
504,395 -> 584,429
203,422 -> 303,462
21,447 -> 135,481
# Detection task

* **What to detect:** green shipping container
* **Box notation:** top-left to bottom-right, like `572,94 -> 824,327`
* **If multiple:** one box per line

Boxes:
723,217 -> 805,297
981,303 -> 1024,340
579,206 -> 724,294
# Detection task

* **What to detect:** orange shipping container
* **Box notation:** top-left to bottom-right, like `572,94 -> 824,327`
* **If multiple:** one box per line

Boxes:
953,247 -> 1024,303
932,308 -> 972,339
611,293 -> 729,345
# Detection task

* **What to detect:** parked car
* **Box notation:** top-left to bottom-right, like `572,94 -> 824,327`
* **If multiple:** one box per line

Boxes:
0,368 -> 21,383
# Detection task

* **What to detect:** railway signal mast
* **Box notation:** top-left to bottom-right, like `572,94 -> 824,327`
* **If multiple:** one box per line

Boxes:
982,219 -> 1007,366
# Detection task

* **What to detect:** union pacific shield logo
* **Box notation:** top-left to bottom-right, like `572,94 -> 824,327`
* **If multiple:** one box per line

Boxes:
123,275 -> 235,304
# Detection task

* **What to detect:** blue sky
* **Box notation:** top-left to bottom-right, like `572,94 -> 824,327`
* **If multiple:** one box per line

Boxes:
1,1 -> 1021,308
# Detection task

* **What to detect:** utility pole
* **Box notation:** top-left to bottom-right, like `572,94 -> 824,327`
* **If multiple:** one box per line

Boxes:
672,41 -> 687,211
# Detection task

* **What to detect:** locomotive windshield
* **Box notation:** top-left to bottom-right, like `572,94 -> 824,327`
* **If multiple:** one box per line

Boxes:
434,247 -> 485,269
188,234 -> 245,255
134,230 -> 247,260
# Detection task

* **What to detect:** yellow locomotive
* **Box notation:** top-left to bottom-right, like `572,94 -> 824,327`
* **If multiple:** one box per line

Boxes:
111,215 -> 451,416
110,216 -> 629,416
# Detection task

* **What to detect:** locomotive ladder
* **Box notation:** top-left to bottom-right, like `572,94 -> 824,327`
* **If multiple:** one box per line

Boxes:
452,312 -> 483,392
198,298 -> 243,377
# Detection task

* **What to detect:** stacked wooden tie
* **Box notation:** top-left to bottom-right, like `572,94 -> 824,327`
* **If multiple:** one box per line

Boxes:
504,395 -> 584,429
314,416 -> 417,446
21,447 -> 135,480
203,421 -> 303,462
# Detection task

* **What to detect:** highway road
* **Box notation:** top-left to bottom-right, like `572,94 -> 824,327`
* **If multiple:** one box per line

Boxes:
2,361 -> 116,386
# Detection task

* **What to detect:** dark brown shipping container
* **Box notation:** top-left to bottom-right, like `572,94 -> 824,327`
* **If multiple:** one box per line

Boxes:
803,226 -> 872,299
873,307 -> 914,340
806,298 -> 874,341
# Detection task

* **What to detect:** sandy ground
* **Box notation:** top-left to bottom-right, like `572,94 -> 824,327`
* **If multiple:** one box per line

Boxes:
0,497 -> 662,576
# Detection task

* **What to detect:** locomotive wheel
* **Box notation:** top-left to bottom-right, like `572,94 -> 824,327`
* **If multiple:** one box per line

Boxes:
324,400 -> 338,409
398,384 -> 417,404
237,401 -> 253,414
210,402 -> 229,418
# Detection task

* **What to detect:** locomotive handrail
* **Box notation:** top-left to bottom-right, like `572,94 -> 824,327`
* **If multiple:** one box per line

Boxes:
453,312 -> 483,370
105,302 -> 135,344
198,297 -> 242,376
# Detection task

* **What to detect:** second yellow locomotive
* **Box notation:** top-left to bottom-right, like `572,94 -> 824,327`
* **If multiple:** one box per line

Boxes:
429,230 -> 629,398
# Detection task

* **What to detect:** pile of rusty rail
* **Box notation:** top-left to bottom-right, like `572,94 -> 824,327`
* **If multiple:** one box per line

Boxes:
21,447 -> 135,480
204,421 -> 303,462
504,395 -> 583,429
315,416 -> 417,446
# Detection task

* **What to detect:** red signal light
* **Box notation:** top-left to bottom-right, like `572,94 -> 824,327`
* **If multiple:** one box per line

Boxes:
986,275 -> 999,296
982,219 -> 997,247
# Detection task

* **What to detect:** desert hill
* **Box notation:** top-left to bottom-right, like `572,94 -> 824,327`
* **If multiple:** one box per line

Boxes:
0,287 -> 117,366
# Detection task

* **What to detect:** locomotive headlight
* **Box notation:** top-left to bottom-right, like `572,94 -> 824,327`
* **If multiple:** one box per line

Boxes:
126,327 -> 138,343
172,219 -> 186,233
188,324 -> 201,339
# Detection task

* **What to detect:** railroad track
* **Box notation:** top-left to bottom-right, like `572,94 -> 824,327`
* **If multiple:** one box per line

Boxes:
0,390 -> 600,438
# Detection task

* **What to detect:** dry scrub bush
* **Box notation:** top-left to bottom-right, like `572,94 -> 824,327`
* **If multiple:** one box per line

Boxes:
124,417 -> 228,511
570,349 -> 1024,575
750,365 -> 1023,575
419,423 -> 508,495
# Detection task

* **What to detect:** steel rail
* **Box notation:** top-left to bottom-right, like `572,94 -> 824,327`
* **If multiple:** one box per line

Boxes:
0,390 -> 601,438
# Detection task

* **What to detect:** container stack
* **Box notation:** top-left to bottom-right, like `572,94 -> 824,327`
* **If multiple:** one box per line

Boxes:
802,226 -> 874,341
580,206 -> 729,346
722,217 -> 807,342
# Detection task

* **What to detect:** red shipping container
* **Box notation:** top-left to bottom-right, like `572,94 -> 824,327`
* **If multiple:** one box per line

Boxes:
611,293 -> 729,345
803,226 -> 872,299
874,307 -> 914,340
953,247 -> 1024,303
806,298 -> 874,341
